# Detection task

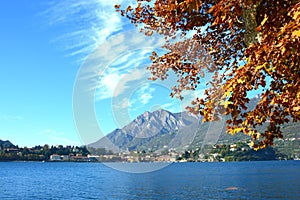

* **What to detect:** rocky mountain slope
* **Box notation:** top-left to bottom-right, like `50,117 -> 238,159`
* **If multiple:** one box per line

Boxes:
89,109 -> 200,152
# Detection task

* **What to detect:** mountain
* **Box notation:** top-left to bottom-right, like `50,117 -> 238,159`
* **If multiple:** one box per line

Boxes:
89,97 -> 300,153
89,109 -> 200,152
89,108 -> 251,152
0,140 -> 15,149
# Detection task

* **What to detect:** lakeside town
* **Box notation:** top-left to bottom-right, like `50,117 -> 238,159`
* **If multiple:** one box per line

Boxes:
1,138 -> 299,162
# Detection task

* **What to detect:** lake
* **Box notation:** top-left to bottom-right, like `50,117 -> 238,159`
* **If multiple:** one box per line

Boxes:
0,161 -> 299,199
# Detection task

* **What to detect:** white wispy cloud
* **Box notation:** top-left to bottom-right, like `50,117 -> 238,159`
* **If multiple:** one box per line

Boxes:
94,44 -> 156,101
140,93 -> 153,105
43,0 -> 134,61
113,97 -> 132,109
96,72 -> 123,100
44,0 -> 181,120
95,68 -> 147,101
73,29 -> 165,106
137,83 -> 155,105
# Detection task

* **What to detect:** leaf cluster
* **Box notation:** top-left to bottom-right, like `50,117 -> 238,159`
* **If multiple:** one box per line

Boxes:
116,0 -> 300,149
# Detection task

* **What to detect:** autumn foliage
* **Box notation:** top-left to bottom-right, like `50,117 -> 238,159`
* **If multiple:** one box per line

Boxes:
116,0 -> 300,149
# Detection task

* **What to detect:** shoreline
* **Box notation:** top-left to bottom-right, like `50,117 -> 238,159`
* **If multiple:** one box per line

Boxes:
0,159 -> 297,163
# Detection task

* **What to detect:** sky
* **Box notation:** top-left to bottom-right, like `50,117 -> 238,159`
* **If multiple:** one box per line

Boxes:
0,0 -> 212,147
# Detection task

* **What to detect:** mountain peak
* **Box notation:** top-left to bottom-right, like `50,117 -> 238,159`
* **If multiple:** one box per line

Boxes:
142,111 -> 151,117
143,109 -> 170,115
144,111 -> 151,114
90,109 -> 200,151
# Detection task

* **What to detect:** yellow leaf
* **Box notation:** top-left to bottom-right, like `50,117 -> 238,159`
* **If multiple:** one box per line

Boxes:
234,127 -> 243,133
224,101 -> 231,108
292,11 -> 300,20
292,30 -> 300,37
255,63 -> 266,71
225,90 -> 231,97
228,127 -> 243,135
293,106 -> 300,111
260,15 -> 268,26
237,77 -> 246,84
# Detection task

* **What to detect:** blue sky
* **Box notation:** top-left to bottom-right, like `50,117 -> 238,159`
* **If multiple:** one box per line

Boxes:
0,0 -> 210,147
0,0 -> 82,147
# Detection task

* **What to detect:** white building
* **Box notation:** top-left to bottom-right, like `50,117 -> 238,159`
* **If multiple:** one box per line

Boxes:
50,154 -> 62,161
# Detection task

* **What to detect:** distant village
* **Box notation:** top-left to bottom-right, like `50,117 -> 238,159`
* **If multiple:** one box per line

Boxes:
1,138 -> 299,162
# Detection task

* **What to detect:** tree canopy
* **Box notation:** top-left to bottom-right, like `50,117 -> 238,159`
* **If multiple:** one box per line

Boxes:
115,0 -> 300,149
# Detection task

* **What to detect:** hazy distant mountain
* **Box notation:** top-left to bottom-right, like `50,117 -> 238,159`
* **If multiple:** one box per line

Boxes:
0,140 -> 15,149
89,96 -> 300,152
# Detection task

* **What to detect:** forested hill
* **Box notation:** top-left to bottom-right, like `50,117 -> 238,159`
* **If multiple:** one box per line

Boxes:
0,140 -> 15,149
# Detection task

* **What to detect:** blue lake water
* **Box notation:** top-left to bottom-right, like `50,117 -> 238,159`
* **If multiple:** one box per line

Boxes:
0,161 -> 299,199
